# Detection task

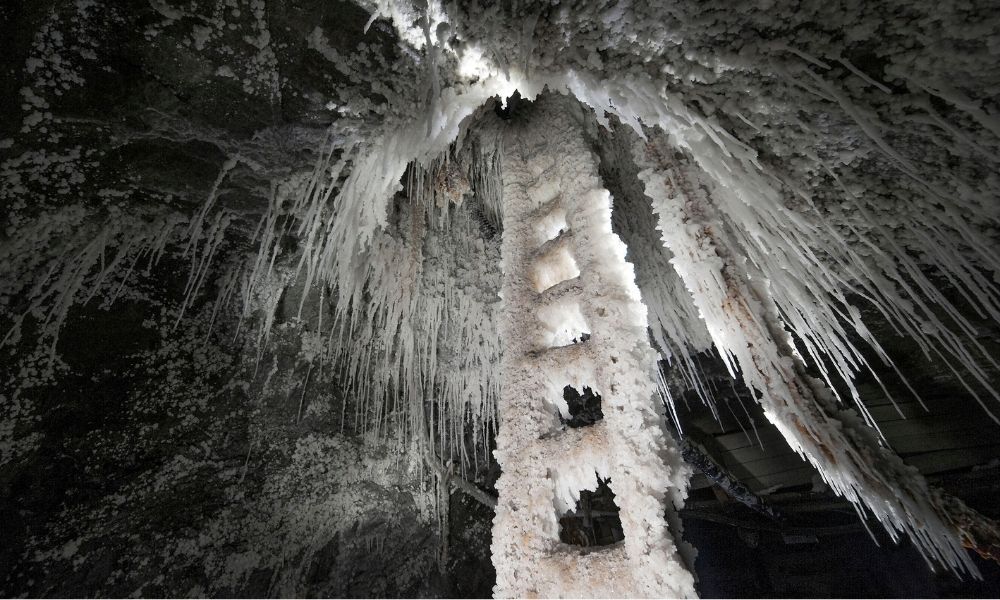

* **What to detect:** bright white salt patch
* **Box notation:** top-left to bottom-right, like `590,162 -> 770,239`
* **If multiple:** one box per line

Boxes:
191,24 -> 212,50
535,300 -> 589,349
527,178 -> 560,207
633,134 -> 981,577
550,468 -> 612,516
531,246 -> 580,292
458,45 -> 491,80
534,207 -> 568,243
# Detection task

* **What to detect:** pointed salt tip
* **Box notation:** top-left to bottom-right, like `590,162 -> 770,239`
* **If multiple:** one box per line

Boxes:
363,11 -> 378,34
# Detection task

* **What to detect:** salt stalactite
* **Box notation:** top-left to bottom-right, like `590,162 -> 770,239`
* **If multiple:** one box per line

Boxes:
595,122 -> 718,413
632,137 -> 991,576
174,211 -> 232,330
182,156 -> 239,257
298,78 -> 514,318
491,96 -> 696,598
531,68 -> 998,407
243,82 -> 516,468
436,460 -> 450,575
1,207 -> 182,360
1,158 -> 244,364
306,156 -> 502,474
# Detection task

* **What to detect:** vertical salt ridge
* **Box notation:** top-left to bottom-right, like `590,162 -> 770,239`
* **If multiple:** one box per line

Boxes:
492,96 -> 696,599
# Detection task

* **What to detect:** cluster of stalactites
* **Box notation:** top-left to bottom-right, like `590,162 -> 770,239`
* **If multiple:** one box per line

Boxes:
630,130 -> 989,577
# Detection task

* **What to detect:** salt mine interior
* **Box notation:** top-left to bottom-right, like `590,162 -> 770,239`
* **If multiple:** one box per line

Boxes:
2,0 -> 1000,597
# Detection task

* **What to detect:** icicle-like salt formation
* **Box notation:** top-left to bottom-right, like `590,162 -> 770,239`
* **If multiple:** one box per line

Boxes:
527,70 -> 999,425
297,78 -> 514,309
632,134 -> 983,576
1,205 -> 184,361
233,73 -> 524,468
595,121 -> 718,413
323,190 -> 502,471
7,1 -> 1000,586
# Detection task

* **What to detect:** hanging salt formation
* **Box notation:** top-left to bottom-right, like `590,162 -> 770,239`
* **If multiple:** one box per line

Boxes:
632,134 -> 990,576
491,96 -> 696,598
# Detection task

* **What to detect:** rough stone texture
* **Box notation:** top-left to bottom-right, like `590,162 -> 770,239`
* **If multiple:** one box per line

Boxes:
1,0 -> 1000,597
0,2 -> 500,595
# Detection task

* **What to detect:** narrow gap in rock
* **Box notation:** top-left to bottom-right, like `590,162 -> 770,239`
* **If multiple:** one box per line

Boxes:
558,477 -> 624,547
561,385 -> 603,428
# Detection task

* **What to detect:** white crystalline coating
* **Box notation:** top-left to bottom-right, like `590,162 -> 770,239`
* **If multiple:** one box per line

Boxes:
479,64 -> 996,573
532,245 -> 581,293
534,206 -> 568,244
6,0 -> 1000,589
596,122 -> 716,410
632,137 -> 981,577
539,68 -> 999,424
492,95 -> 696,599
295,76 -> 519,306
535,300 -> 590,350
